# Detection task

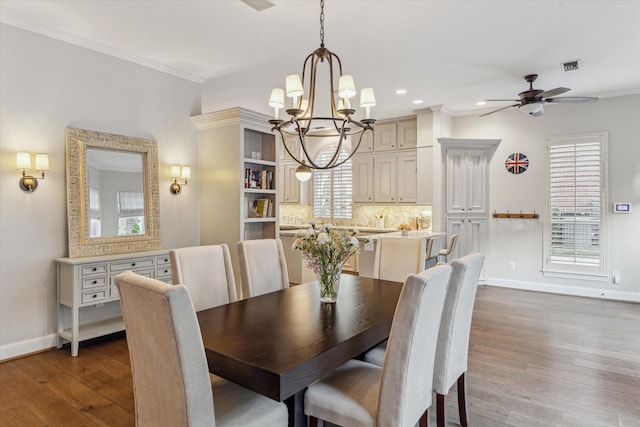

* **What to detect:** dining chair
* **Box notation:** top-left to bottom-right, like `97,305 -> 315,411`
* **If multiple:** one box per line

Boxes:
304,264 -> 452,427
433,252 -> 485,427
237,238 -> 290,298
437,233 -> 459,263
114,271 -> 288,427
373,236 -> 427,283
169,244 -> 238,310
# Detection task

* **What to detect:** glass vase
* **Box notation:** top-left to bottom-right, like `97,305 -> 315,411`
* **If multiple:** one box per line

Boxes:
317,263 -> 342,303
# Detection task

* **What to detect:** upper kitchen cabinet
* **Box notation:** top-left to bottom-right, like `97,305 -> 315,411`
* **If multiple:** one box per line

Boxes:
373,117 -> 417,152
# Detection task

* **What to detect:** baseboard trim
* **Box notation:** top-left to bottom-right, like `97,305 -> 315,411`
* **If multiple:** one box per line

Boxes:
485,278 -> 640,303
1,333 -> 57,362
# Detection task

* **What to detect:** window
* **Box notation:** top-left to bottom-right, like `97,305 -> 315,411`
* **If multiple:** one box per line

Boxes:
544,132 -> 607,279
89,187 -> 101,237
117,191 -> 145,235
313,147 -> 352,219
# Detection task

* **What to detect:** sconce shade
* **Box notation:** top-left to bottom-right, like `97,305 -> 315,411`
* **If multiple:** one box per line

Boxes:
16,152 -> 31,170
170,165 -> 181,179
269,88 -> 285,108
35,153 -> 50,171
181,166 -> 191,180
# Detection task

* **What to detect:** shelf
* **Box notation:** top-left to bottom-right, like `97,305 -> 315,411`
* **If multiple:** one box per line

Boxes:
244,158 -> 276,167
59,316 -> 125,342
245,217 -> 277,223
244,188 -> 276,194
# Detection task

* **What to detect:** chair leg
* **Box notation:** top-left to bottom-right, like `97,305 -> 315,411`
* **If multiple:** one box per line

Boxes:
457,372 -> 469,427
309,416 -> 318,427
436,393 -> 446,427
420,407 -> 429,427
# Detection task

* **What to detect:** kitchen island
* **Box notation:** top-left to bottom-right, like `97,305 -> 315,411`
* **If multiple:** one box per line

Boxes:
357,230 -> 446,278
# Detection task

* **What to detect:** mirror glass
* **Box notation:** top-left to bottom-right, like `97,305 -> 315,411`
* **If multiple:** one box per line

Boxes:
86,148 -> 145,238
66,127 -> 160,258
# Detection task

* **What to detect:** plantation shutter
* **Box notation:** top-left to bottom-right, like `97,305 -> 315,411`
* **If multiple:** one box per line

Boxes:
313,148 -> 352,219
547,136 -> 604,270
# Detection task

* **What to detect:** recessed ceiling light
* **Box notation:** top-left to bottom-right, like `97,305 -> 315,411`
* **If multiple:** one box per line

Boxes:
412,100 -> 423,105
476,101 -> 487,106
395,89 -> 407,95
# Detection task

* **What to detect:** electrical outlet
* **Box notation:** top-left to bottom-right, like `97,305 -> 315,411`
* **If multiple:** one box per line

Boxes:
508,262 -> 516,271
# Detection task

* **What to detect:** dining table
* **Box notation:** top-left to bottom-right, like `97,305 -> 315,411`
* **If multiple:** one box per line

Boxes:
196,274 -> 403,427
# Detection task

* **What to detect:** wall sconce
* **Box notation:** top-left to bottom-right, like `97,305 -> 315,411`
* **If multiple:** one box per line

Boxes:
17,152 -> 49,192
170,165 -> 190,195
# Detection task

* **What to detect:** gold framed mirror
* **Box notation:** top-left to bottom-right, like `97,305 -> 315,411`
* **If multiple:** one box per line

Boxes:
66,127 -> 161,257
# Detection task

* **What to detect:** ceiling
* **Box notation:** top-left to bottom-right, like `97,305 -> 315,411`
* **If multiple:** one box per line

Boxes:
2,0 -> 639,119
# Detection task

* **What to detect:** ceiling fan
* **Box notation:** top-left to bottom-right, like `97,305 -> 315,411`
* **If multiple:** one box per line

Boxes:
479,74 -> 598,117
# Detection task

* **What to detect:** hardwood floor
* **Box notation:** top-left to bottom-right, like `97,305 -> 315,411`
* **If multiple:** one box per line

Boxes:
1,286 -> 639,426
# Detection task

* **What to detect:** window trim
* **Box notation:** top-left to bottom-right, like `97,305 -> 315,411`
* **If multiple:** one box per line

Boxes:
543,131 -> 608,280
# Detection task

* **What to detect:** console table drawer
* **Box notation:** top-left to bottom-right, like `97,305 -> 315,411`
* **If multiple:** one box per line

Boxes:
111,258 -> 154,272
82,264 -> 107,276
82,290 -> 107,304
82,276 -> 107,289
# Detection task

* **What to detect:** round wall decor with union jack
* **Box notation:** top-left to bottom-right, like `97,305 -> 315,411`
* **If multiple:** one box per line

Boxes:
505,152 -> 529,175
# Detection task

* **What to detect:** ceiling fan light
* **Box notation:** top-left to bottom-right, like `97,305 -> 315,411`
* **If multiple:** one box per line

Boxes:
519,102 -> 543,115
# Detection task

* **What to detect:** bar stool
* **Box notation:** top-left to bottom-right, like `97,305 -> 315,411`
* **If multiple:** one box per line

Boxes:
438,234 -> 459,263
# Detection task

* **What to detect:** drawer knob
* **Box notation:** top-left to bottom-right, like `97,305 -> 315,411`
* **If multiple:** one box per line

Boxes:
92,267 -> 97,271
131,263 -> 136,266
93,280 -> 97,284
93,294 -> 98,299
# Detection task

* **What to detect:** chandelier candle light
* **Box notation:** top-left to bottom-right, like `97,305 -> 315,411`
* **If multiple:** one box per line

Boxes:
268,0 -> 376,173
293,223 -> 366,303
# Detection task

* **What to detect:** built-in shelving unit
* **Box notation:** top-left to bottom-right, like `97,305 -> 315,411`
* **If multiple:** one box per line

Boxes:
192,107 -> 279,288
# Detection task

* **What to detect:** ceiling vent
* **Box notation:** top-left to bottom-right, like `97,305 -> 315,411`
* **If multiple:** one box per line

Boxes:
563,60 -> 580,72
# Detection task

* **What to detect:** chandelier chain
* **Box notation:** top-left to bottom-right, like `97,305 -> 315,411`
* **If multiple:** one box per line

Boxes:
319,0 -> 325,47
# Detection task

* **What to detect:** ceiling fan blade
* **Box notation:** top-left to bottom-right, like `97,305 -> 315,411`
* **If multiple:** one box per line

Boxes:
538,87 -> 570,99
484,99 -> 520,102
545,96 -> 599,104
479,104 -> 519,117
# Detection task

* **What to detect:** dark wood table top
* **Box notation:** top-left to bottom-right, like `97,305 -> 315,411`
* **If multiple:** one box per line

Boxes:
197,274 -> 402,402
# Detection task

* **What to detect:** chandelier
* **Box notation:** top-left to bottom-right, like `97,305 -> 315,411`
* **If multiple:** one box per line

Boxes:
268,0 -> 376,175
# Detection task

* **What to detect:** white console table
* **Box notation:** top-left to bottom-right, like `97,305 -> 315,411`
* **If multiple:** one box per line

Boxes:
56,249 -> 172,356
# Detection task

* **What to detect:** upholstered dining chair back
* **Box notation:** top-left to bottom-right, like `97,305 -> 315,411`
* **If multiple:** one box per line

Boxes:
237,238 -> 290,298
378,264 -> 451,425
170,244 -> 238,311
115,271 -> 215,426
432,252 -> 485,427
373,237 -> 427,283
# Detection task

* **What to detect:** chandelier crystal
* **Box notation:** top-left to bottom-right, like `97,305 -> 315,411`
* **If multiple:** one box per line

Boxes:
268,0 -> 375,171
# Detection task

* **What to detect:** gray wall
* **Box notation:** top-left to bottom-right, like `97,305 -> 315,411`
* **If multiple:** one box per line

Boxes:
0,23 -> 202,359
451,95 -> 640,298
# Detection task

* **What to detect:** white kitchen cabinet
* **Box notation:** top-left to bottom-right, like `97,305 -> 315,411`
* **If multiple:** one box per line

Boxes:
282,162 -> 301,204
374,122 -> 397,151
56,249 -> 171,356
373,151 -> 417,203
397,151 -> 417,203
445,217 -> 486,260
374,154 -> 397,202
445,148 -> 487,215
396,119 -> 417,149
352,155 -> 374,203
